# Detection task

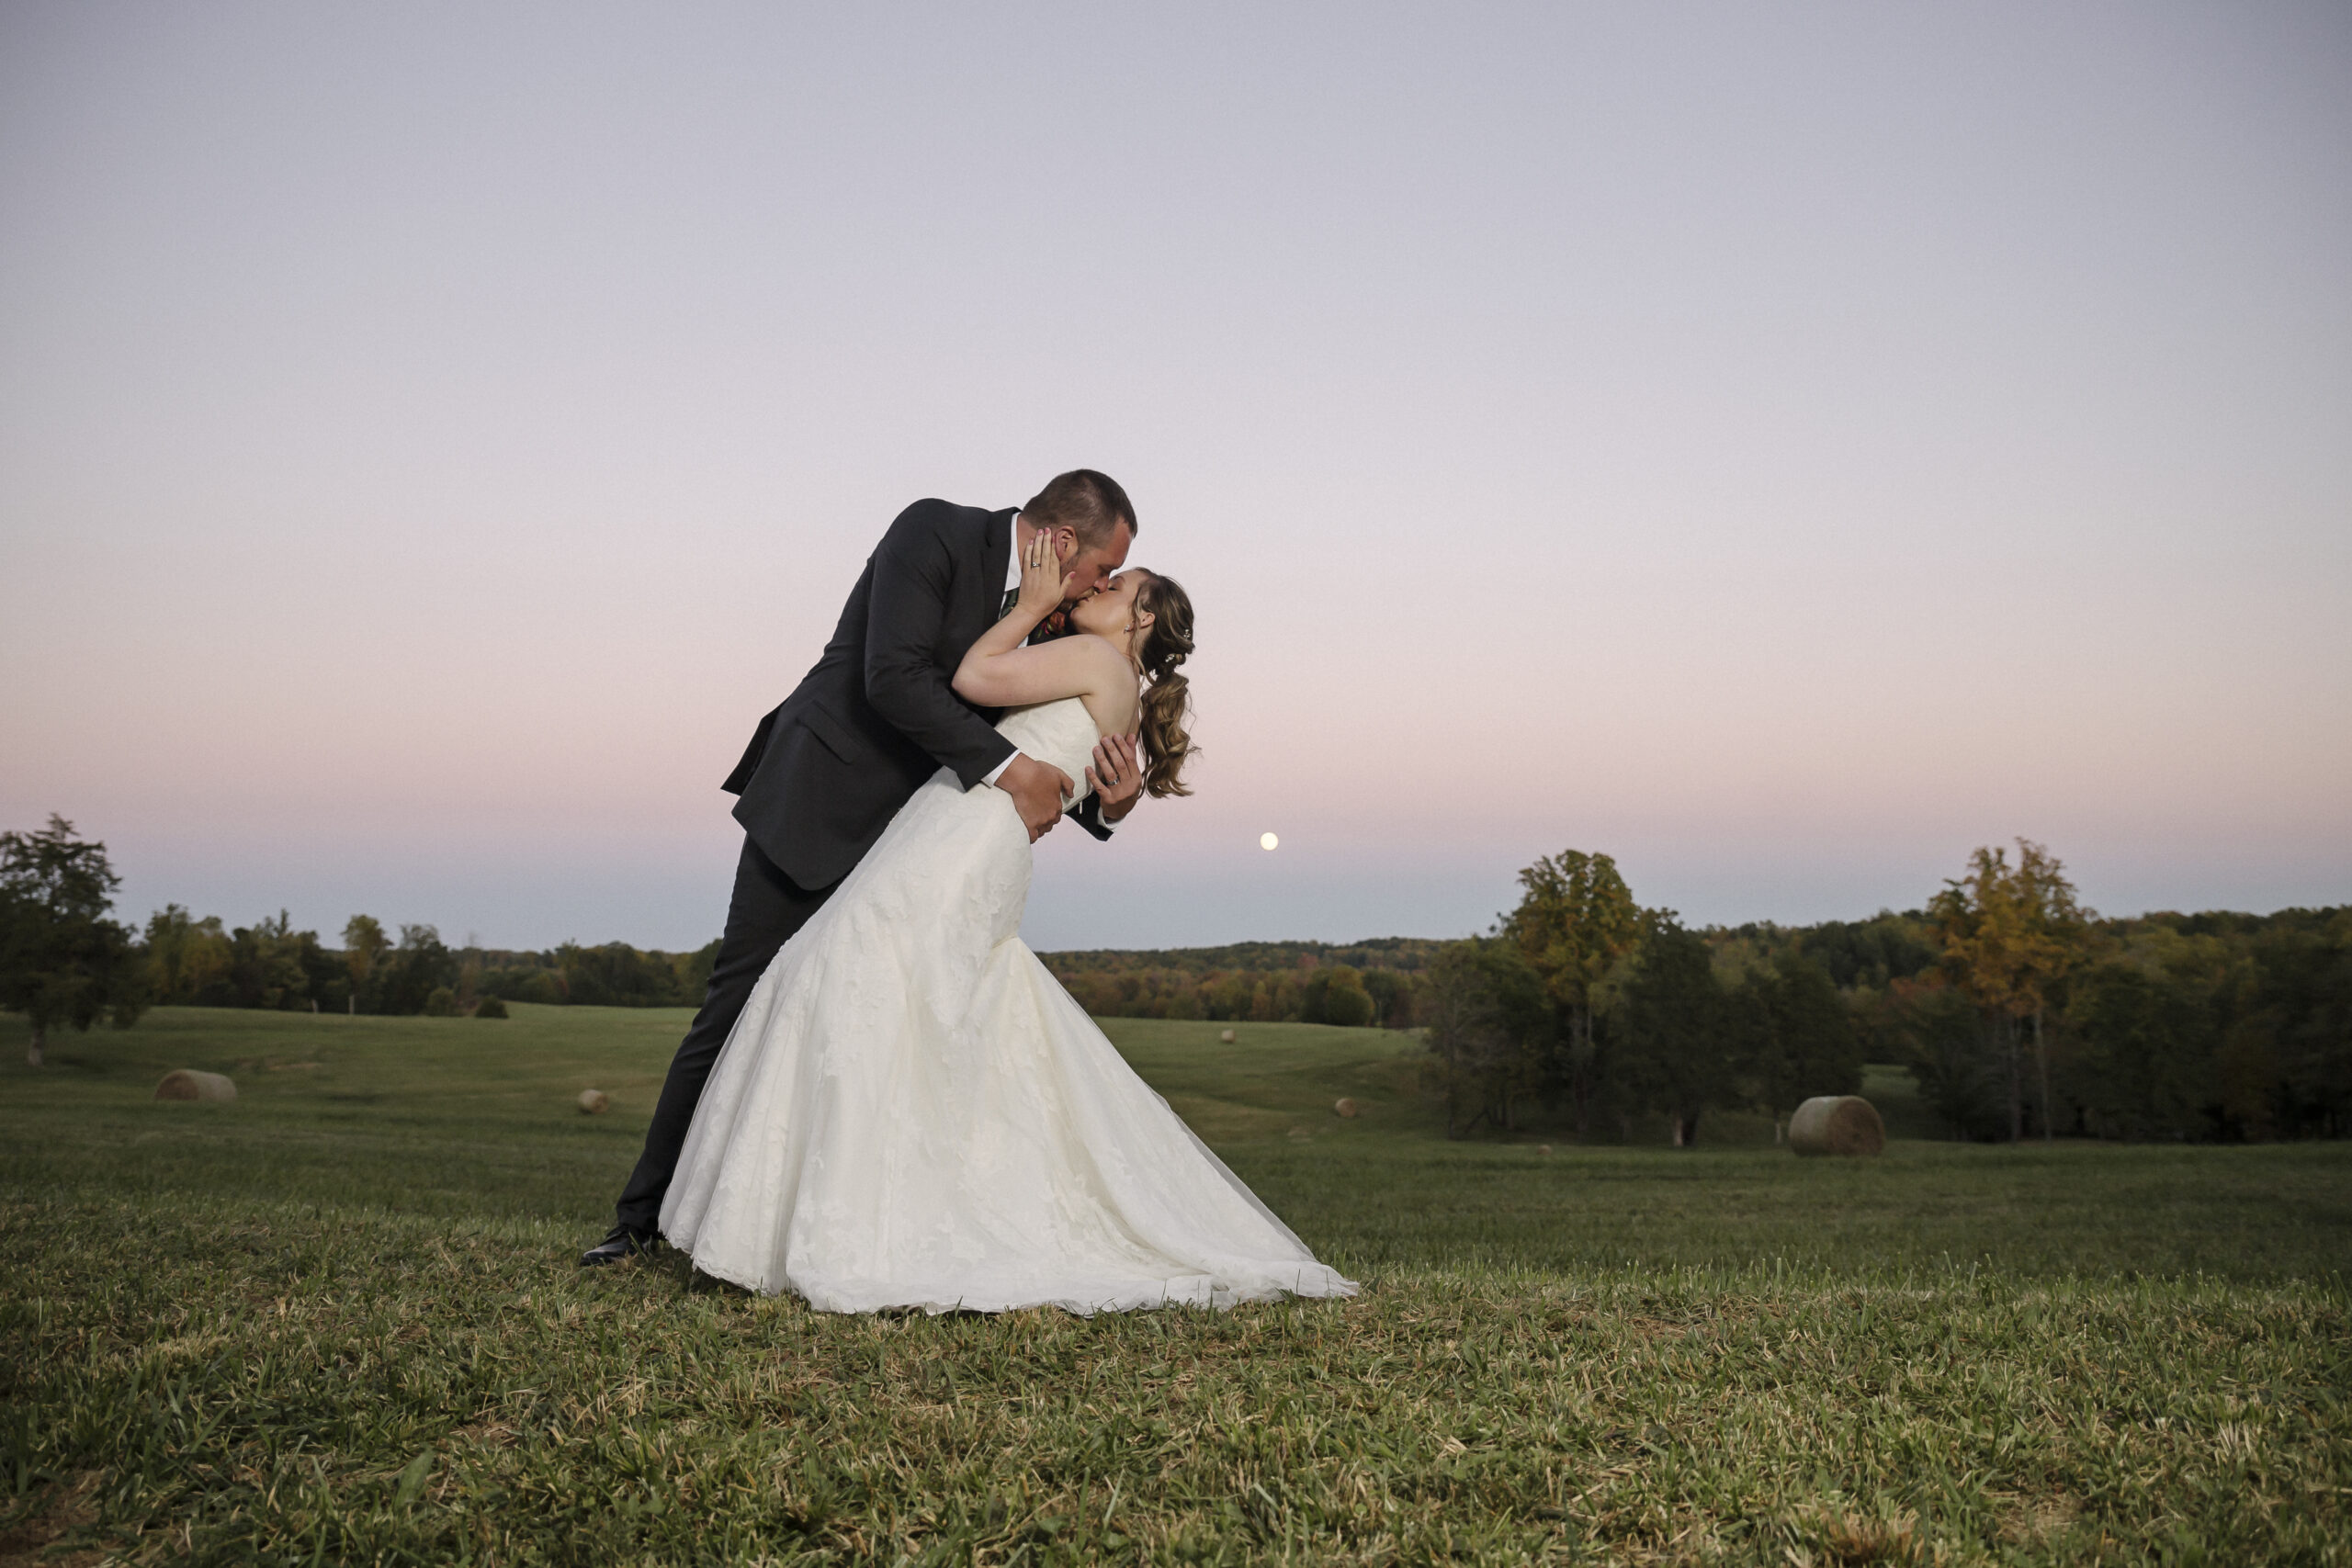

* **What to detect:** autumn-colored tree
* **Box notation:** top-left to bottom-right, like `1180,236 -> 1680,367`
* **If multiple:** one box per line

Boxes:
1502,849 -> 1644,1138
343,914 -> 390,1015
143,904 -> 233,1001
1928,840 -> 2092,1141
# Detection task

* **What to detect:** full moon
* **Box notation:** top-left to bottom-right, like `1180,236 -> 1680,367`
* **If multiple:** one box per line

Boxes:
1260,832 -> 1280,852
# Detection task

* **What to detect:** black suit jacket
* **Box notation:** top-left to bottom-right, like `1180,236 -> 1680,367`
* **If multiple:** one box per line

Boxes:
723,498 -> 1111,890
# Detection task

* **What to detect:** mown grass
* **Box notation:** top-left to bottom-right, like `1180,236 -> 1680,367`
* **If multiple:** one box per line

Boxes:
3,1006 -> 2347,1565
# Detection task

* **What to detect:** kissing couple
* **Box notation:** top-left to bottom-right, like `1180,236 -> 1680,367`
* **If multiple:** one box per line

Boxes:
582,469 -> 1355,1314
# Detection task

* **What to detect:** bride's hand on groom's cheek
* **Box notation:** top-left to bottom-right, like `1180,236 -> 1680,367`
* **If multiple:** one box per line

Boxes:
1020,530 -> 1072,616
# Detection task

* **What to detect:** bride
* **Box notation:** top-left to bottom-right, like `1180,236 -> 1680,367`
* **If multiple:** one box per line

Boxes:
659,530 -> 1357,1314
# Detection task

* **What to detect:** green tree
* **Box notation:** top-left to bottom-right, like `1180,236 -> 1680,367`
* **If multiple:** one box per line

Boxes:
1296,964 -> 1333,1023
1301,964 -> 1375,1027
1743,950 -> 1865,1133
0,816 -> 144,1065
1614,917 -> 1736,1145
2067,960 -> 2218,1139
1321,966 -> 1376,1027
1421,940 -> 1549,1137
1884,974 -> 2007,1140
557,941 -> 695,1007
376,924 -> 456,1016
2253,908 -> 2352,1138
1789,911 -> 1939,989
1360,968 -> 1411,1027
1502,849 -> 1644,1138
228,911 -> 317,1010
674,939 -> 721,1006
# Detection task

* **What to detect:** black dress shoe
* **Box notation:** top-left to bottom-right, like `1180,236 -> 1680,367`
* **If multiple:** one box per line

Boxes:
579,1224 -> 662,1267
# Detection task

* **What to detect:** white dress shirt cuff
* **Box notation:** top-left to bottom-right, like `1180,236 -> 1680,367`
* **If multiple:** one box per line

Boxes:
981,752 -> 1015,788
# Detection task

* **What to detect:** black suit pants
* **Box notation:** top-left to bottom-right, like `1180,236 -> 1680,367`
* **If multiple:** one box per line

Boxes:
613,836 -> 837,1235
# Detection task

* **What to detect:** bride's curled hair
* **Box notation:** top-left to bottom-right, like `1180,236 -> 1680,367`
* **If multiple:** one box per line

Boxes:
1131,572 -> 1196,797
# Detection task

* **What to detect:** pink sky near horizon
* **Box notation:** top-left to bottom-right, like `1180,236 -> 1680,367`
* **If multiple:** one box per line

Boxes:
3,2 -> 2347,952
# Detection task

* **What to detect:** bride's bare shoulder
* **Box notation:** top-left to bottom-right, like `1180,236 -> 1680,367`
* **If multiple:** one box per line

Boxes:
1069,634 -> 1140,725
1075,631 -> 1133,683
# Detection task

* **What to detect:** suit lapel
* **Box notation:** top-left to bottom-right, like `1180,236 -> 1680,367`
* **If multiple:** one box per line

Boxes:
959,508 -> 1020,713
980,507 -> 1014,610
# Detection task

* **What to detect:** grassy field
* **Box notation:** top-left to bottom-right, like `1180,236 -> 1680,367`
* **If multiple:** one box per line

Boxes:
2,1006 -> 2346,1565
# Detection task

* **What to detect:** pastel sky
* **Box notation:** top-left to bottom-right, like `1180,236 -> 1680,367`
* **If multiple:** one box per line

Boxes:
4,2 -> 2347,953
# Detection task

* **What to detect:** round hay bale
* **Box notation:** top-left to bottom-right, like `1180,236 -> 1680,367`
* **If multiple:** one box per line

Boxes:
1218,1029 -> 1237,1043
1788,1095 -> 1884,1157
577,1089 -> 610,1115
154,1069 -> 236,1103
1332,1097 -> 1360,1119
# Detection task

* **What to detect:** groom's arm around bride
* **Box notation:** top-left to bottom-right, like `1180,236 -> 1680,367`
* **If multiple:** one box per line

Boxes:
582,470 -> 1141,1265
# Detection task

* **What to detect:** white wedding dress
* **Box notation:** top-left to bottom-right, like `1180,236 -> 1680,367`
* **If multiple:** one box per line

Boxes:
660,696 -> 1358,1314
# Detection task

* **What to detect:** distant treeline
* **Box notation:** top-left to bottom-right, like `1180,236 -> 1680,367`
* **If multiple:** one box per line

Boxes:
1040,855 -> 2350,1145
139,905 -> 720,1016
5,815 -> 2346,1140
473,942 -> 721,1009
1412,846 -> 2349,1145
0,818 -> 719,1050
1037,939 -> 1446,1028
1860,899 -> 2351,1145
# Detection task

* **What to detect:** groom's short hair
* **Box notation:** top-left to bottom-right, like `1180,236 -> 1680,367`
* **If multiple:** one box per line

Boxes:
1024,469 -> 1136,545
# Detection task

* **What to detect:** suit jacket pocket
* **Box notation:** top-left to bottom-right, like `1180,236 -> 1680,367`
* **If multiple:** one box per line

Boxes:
797,702 -> 870,766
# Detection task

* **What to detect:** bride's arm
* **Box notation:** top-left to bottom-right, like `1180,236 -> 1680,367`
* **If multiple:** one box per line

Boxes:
955,635 -> 1127,710
954,530 -> 1127,708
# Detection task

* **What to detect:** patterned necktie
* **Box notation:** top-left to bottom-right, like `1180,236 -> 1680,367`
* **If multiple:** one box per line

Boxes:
1002,586 -> 1068,641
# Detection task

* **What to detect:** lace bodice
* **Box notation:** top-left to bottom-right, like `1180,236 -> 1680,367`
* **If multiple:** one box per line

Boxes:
994,698 -> 1103,804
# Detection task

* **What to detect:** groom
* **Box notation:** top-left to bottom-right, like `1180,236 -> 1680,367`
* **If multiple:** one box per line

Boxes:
581,469 -> 1145,1265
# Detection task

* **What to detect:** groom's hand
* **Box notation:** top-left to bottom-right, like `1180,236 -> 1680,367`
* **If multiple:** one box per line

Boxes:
996,753 -> 1075,842
1086,733 -> 1143,823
